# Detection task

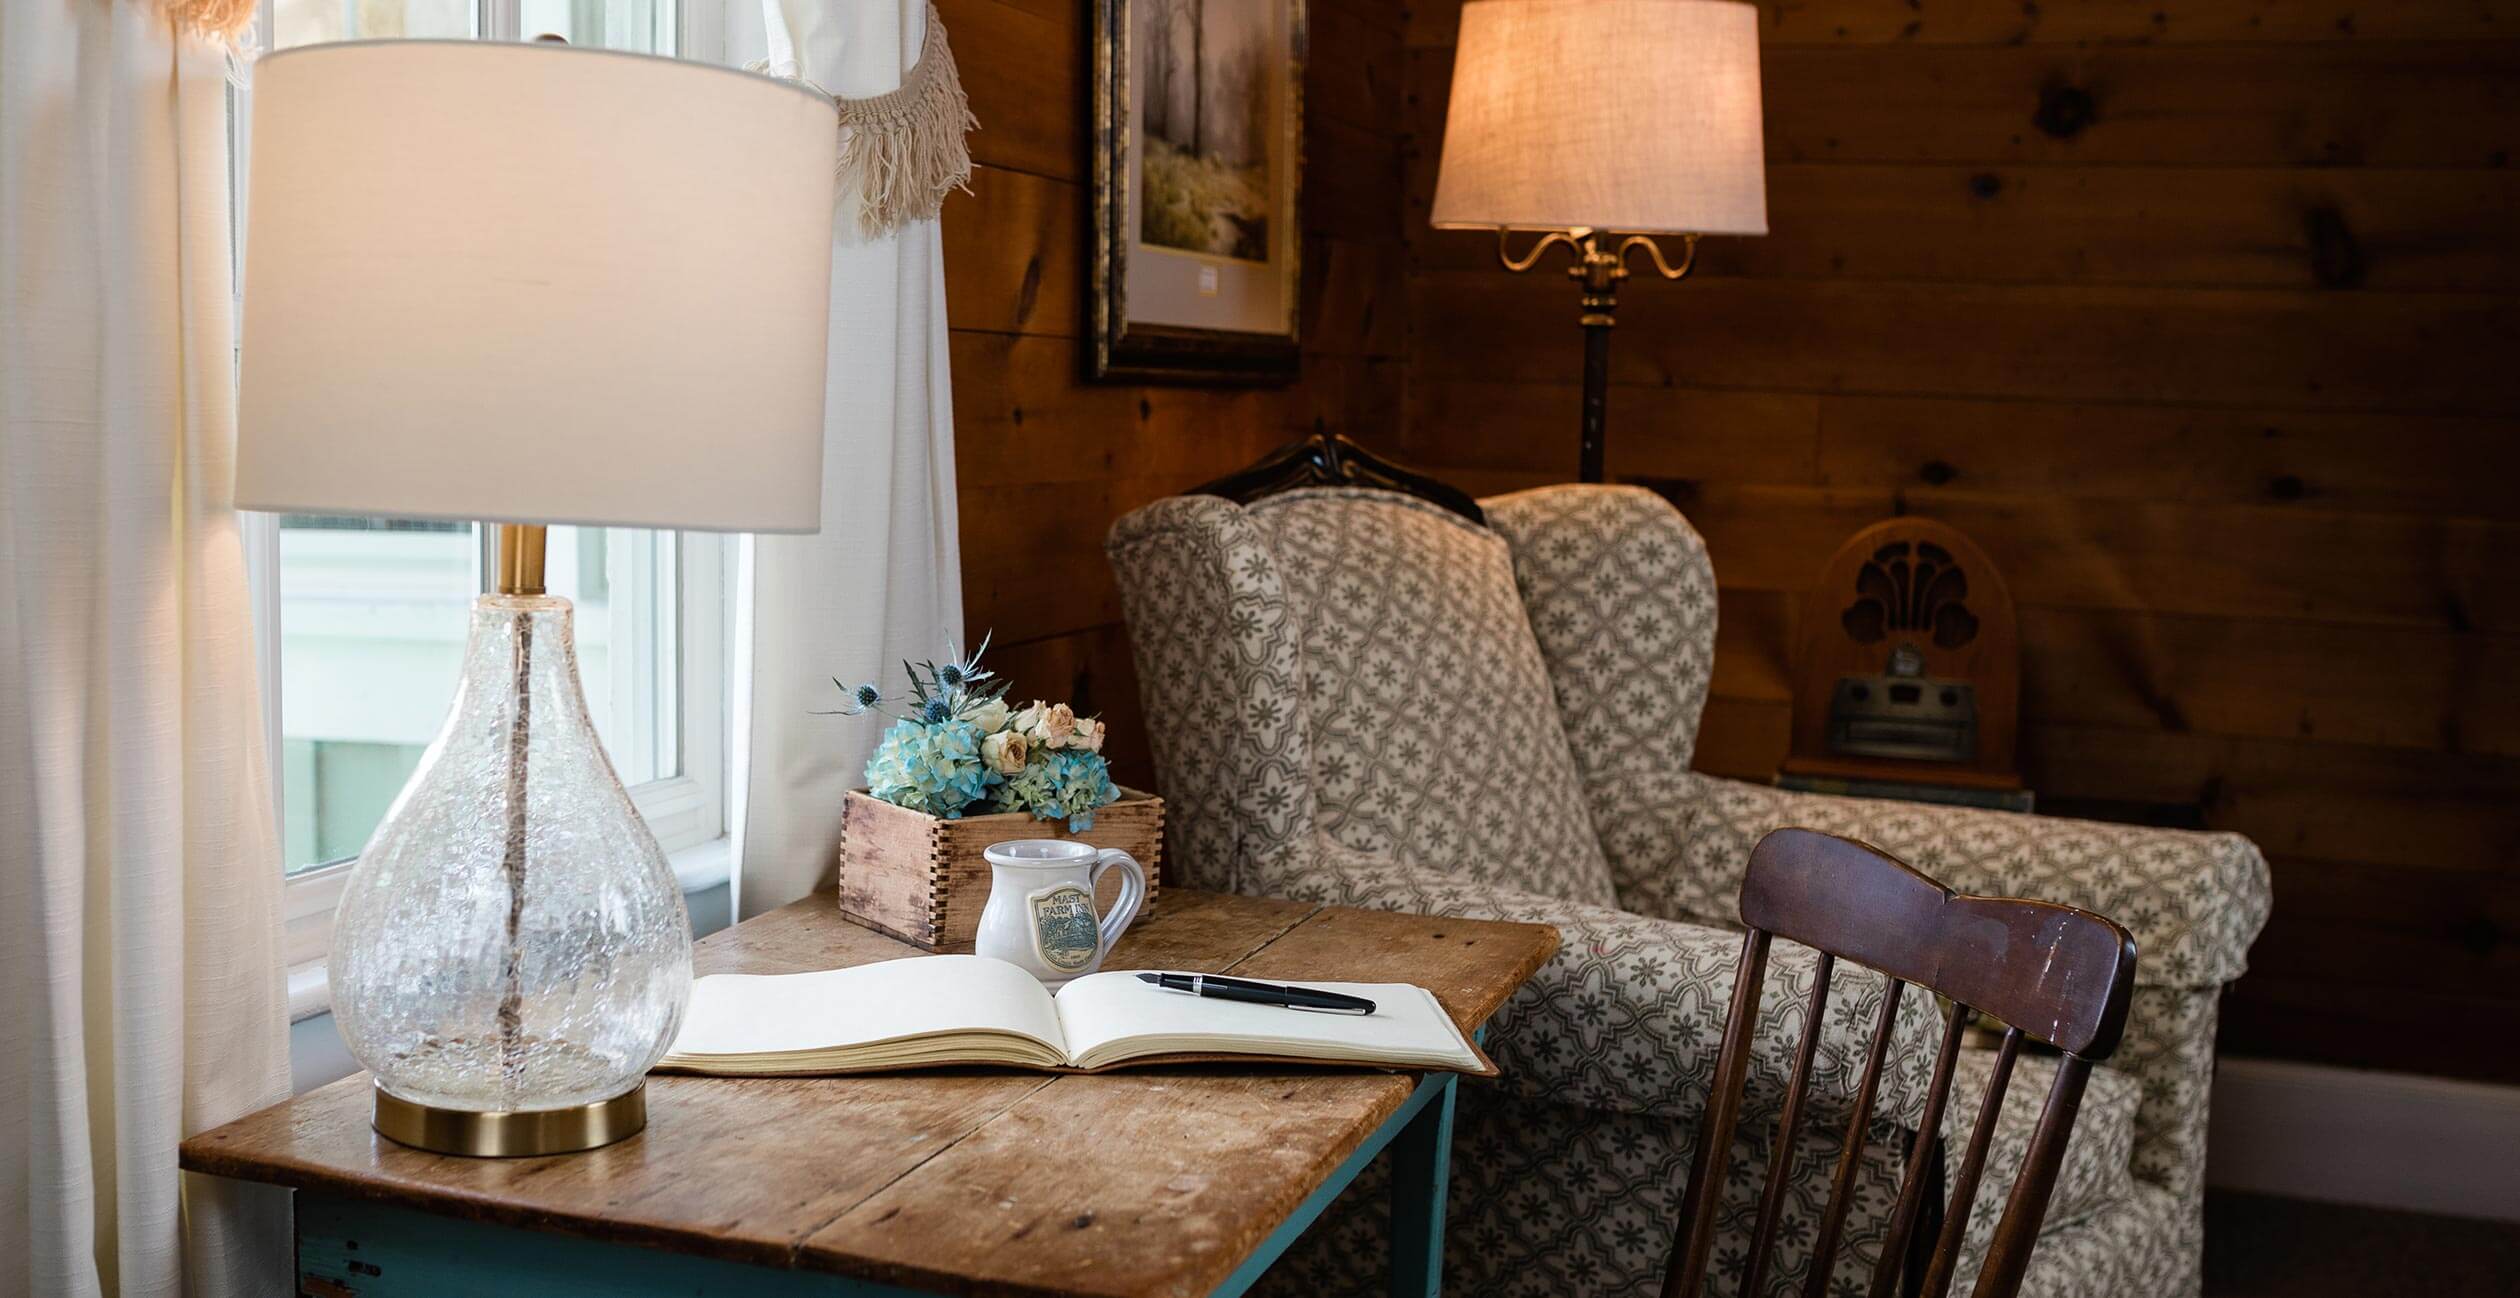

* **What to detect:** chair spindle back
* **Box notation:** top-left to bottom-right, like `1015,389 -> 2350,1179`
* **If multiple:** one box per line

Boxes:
1661,828 -> 2136,1298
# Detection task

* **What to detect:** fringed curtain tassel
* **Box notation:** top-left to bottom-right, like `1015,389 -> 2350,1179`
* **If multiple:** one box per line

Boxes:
830,2 -> 977,240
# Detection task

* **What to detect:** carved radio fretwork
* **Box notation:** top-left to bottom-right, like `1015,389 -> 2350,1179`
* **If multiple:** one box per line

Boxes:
1842,540 -> 1980,650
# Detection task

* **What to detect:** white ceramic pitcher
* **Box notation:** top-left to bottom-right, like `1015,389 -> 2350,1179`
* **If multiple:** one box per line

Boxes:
975,839 -> 1148,987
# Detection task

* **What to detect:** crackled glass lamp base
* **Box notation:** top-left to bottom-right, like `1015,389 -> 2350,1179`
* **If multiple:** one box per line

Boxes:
328,564 -> 691,1157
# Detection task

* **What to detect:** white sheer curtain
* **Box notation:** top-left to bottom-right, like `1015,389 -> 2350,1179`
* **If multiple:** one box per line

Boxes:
0,4 -> 291,1296
736,0 -> 965,917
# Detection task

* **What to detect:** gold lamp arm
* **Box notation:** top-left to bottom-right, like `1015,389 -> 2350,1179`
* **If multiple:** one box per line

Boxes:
1619,232 -> 1700,281
1496,227 -> 1587,273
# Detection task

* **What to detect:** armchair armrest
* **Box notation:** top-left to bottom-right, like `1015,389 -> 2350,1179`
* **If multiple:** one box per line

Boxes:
1255,836 -> 1940,1129
1681,776 -> 2273,989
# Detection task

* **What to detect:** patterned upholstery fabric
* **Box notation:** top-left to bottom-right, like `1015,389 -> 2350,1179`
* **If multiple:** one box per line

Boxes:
1106,484 -> 2272,1298
1106,495 -> 1313,895
1988,1184 -> 2186,1298
1657,776 -> 2269,988
1258,1088 -> 1915,1298
1484,486 -> 1721,908
1261,836 -> 1941,1129
1943,1050 -> 2144,1276
1242,489 -> 1617,905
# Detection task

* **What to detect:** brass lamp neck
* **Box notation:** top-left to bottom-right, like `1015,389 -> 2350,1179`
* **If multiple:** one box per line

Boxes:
1574,239 -> 1628,326
1492,227 -> 1703,327
496,523 -> 548,596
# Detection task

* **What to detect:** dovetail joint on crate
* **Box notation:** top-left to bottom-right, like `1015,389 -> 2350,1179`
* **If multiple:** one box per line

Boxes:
924,817 -> 947,945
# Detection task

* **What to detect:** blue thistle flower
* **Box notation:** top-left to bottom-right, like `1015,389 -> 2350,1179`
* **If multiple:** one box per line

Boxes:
817,678 -> 893,718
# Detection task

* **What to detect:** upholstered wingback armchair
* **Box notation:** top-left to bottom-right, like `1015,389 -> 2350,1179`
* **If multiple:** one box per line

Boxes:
1107,484 -> 2270,1298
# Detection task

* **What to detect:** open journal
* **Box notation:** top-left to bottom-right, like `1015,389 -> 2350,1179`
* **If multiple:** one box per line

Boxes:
657,955 -> 1494,1077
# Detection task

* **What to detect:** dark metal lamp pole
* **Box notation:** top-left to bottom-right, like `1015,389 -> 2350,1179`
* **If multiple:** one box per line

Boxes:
1495,228 -> 1700,484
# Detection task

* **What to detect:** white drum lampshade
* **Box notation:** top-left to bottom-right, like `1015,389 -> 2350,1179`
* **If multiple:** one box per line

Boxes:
1431,0 -> 1768,237
234,40 -> 837,1157
237,39 -> 836,531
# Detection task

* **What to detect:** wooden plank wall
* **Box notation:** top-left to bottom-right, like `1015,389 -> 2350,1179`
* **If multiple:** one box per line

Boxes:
1388,1 -> 2520,1082
937,0 -> 1408,790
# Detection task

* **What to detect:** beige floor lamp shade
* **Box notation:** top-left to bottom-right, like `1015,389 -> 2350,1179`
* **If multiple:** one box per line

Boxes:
230,39 -> 841,1157
235,39 -> 837,532
1431,0 -> 1767,237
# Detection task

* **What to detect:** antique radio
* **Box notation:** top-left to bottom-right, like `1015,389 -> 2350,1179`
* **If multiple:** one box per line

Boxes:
1783,518 -> 2023,796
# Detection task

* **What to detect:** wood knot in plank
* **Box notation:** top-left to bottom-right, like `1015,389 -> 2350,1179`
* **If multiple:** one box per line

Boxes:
2303,206 -> 2366,290
2033,83 -> 2097,139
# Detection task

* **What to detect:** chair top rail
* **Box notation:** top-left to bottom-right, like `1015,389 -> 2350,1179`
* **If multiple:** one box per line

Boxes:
1740,827 -> 2138,1060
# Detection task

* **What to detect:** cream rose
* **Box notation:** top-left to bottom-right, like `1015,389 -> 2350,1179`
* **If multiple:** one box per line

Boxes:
1033,702 -> 1078,748
1011,702 -> 1046,737
1072,716 -> 1105,753
980,728 -> 1030,775
966,697 -> 1011,733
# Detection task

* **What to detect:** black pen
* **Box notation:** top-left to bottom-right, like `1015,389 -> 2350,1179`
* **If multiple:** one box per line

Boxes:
1136,972 -> 1377,1015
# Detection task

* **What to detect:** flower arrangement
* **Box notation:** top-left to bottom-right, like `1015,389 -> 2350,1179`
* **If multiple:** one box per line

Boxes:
835,636 -> 1119,832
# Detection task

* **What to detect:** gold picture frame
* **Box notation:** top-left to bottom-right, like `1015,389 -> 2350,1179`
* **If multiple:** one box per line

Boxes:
1091,0 -> 1305,385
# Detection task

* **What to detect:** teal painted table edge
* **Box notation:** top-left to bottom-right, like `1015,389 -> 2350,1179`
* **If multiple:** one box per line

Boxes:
294,1031 -> 1478,1298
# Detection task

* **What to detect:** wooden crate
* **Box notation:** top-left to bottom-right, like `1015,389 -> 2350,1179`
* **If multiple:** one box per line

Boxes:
835,787 -> 1164,950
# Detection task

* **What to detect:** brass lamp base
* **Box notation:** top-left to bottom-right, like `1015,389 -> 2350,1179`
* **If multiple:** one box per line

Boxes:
372,1082 -> 647,1157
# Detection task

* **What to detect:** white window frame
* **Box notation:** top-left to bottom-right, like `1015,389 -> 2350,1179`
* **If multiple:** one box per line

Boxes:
248,0 -> 743,1000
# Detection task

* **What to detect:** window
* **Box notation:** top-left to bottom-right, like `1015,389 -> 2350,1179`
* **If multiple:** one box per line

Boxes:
243,0 -> 736,980
260,518 -> 713,876
269,515 -> 475,871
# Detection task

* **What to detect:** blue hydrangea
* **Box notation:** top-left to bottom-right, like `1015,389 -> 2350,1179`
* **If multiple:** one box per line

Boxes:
864,718 -> 999,818
986,747 -> 1118,832
1046,749 -> 1120,831
989,761 -> 1053,818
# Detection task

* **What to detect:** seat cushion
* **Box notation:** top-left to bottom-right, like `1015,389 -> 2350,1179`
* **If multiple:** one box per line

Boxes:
1944,1048 -> 2142,1252
1244,488 -> 1616,906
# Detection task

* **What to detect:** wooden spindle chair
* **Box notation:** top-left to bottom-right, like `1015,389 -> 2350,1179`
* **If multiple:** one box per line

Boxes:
1661,828 -> 2137,1298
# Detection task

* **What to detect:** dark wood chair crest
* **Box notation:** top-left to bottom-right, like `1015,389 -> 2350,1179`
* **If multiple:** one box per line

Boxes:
1189,430 -> 1487,525
1663,828 -> 2137,1298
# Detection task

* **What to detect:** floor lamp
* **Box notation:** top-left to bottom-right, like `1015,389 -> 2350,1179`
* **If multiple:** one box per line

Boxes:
1430,0 -> 1768,483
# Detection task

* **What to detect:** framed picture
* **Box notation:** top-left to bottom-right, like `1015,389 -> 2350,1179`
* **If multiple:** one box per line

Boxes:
1092,0 -> 1305,385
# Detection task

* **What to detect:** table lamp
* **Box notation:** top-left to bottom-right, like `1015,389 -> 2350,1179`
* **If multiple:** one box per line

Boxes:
235,40 -> 836,1156
1431,0 -> 1767,482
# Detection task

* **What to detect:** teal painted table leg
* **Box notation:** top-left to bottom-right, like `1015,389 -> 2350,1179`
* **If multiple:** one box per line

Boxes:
1385,1069 -> 1457,1298
1204,1066 -> 1465,1298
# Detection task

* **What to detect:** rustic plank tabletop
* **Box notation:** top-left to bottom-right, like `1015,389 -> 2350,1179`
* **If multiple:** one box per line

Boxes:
181,888 -> 1558,1298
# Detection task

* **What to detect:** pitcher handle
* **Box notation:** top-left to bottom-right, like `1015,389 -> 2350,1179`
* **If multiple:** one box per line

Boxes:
1091,848 -> 1147,956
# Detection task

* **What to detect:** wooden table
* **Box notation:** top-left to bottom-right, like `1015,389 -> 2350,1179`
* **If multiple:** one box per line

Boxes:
182,889 -> 1557,1298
